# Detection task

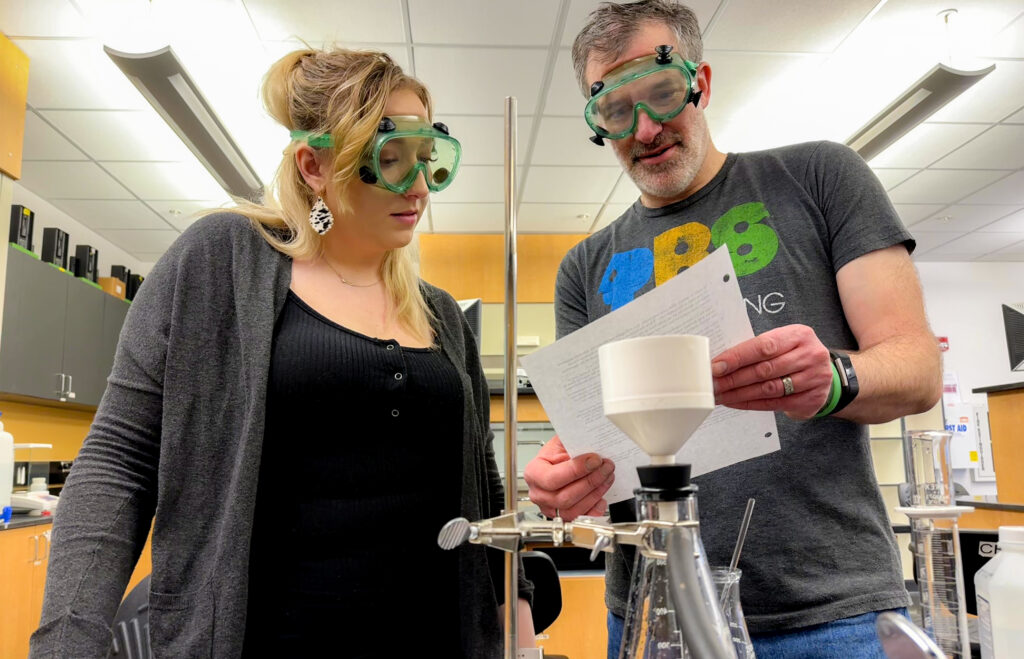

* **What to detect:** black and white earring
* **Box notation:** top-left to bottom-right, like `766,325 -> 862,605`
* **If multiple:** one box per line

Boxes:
308,196 -> 334,235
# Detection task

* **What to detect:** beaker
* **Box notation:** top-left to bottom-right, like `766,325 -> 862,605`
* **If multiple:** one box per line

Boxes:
620,465 -> 736,659
909,516 -> 970,658
711,568 -> 755,659
904,430 -> 953,507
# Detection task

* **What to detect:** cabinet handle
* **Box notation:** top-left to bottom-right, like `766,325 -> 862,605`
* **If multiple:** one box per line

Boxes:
41,531 -> 50,561
56,373 -> 67,399
66,374 -> 76,400
30,535 -> 39,563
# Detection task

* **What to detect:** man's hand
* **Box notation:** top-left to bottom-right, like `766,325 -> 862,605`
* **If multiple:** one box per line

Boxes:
523,436 -> 614,520
712,325 -> 833,420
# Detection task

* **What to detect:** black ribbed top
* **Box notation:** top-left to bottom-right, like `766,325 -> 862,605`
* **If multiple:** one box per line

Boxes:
243,291 -> 464,656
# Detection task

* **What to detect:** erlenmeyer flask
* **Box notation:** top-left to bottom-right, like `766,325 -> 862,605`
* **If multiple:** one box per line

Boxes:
620,465 -> 736,659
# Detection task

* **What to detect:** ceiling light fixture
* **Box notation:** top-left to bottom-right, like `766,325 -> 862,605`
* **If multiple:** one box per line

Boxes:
846,61 -> 994,162
104,45 -> 263,200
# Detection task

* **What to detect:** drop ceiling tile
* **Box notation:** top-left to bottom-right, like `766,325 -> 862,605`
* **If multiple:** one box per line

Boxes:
260,40 -> 411,71
21,112 -> 88,161
244,0 -> 405,43
13,39 -> 148,110
148,200 -> 233,231
415,47 -> 547,116
908,231 -> 959,256
96,229 -> 180,255
887,169 -> 1008,204
704,0 -> 876,52
518,203 -> 601,233
522,166 -> 621,203
928,61 -> 1024,124
868,123 -> 990,169
932,125 -> 1024,170
870,169 -> 919,191
531,118 -> 621,167
961,171 -> 1024,204
51,199 -> 167,230
435,166 -> 504,203
40,110 -> 197,162
1005,106 -> 1024,123
102,161 -> 226,201
592,202 -> 634,232
18,161 -> 133,199
894,204 -> 946,226
979,207 -> 1024,232
922,231 -> 1024,259
610,174 -> 641,204
0,0 -> 91,37
409,0 -> 558,46
428,203 -> 504,232
908,205 -> 1022,233
560,0 -> 721,47
544,50 -> 587,117
987,11 -> 1024,58
439,116 -> 534,166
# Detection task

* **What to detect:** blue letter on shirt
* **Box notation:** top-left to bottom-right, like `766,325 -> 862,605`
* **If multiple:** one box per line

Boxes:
600,248 -> 654,310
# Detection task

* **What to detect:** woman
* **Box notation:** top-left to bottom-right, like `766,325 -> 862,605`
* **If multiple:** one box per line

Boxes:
30,48 -> 533,658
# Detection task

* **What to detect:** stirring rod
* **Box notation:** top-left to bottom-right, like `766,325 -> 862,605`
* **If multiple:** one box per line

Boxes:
729,498 -> 756,571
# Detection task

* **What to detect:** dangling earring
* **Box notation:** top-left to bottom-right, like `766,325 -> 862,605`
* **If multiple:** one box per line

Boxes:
308,196 -> 334,235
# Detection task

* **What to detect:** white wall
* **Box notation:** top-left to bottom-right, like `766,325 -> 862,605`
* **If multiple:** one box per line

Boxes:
917,261 -> 1024,497
917,261 -> 1024,405
11,184 -> 152,276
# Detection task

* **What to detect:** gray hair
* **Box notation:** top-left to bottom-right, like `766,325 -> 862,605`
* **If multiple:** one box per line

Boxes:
571,0 -> 703,98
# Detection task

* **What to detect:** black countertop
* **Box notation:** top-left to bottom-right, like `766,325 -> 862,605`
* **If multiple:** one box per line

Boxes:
971,381 -> 1024,394
956,495 -> 1024,513
1,514 -> 54,532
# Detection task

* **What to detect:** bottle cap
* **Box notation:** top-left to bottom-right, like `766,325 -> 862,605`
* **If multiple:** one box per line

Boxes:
998,526 -> 1024,544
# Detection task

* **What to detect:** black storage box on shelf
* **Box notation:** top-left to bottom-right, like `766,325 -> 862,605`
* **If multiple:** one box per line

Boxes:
126,273 -> 144,300
110,264 -> 128,282
74,244 -> 99,282
9,205 -> 34,251
41,227 -> 70,269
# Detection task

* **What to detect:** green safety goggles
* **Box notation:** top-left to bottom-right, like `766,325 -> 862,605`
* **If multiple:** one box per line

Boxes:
584,45 -> 701,145
291,115 -> 461,194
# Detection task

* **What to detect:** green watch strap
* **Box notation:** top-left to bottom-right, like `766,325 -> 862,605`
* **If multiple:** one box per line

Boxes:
814,363 -> 842,418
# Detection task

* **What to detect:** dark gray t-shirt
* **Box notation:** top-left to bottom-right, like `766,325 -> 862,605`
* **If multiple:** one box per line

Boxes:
556,141 -> 914,633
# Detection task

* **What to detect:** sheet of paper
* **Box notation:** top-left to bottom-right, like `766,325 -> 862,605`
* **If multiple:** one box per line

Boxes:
520,247 -> 780,503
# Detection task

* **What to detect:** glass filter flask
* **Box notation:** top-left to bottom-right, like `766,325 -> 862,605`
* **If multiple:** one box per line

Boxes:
620,464 -> 736,659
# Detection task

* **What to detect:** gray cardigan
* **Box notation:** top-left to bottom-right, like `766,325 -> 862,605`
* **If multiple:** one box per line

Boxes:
30,213 -> 531,658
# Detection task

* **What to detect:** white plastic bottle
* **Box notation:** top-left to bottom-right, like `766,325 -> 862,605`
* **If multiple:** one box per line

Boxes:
975,525 -> 1024,658
0,412 -> 14,526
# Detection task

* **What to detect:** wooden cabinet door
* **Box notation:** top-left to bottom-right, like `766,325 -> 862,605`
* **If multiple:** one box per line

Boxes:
0,246 -> 69,400
0,526 -> 41,659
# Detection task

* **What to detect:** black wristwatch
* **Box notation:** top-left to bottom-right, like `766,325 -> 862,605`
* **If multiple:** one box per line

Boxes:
829,350 -> 859,414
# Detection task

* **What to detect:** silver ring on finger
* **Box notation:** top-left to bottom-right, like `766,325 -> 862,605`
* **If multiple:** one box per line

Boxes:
781,375 -> 795,396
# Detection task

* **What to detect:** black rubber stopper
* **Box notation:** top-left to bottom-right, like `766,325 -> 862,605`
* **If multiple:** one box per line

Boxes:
637,463 -> 691,489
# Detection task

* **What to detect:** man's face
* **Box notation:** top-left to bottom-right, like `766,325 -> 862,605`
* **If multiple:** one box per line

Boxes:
584,22 -> 712,206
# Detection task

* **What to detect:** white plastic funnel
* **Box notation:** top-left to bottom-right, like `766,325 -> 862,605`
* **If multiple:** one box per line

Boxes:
598,335 -> 714,464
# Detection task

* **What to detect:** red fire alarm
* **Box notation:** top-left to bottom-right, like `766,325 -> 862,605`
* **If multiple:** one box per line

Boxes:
937,336 -> 949,352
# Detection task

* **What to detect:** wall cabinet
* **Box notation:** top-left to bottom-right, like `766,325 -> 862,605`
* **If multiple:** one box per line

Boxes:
0,245 -> 129,407
0,523 -> 50,659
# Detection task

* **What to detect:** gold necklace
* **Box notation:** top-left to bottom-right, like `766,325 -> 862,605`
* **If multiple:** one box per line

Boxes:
322,256 -> 382,288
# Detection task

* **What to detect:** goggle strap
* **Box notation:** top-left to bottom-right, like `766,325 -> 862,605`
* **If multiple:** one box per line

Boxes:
291,130 -> 333,148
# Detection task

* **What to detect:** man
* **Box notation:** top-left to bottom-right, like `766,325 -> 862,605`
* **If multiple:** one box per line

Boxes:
523,1 -> 942,657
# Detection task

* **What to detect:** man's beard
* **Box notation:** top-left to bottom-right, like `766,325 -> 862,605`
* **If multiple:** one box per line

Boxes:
620,123 -> 708,203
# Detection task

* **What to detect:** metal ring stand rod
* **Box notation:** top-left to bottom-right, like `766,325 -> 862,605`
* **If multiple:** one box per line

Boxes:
502,95 -> 519,659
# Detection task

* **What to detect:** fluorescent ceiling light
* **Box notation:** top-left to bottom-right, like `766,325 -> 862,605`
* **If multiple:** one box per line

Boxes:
104,45 -> 263,200
846,62 -> 994,162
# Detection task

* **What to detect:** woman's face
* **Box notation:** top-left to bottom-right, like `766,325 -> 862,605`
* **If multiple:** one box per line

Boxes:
325,88 -> 431,253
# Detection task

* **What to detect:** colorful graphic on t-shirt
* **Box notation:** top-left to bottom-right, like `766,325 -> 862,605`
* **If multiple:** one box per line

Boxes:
601,201 -> 779,309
